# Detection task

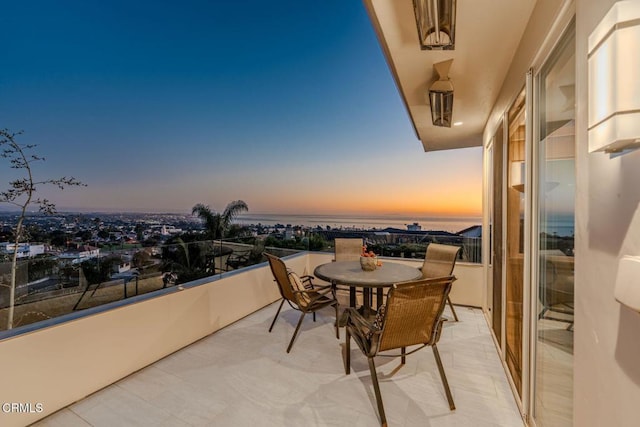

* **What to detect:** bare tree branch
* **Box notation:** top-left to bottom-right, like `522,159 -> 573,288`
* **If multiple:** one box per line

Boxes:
0,128 -> 86,330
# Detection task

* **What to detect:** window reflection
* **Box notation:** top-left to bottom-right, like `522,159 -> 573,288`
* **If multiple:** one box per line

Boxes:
505,88 -> 526,397
535,23 -> 575,427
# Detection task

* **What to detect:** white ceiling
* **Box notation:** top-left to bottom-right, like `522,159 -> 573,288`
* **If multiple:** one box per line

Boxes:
364,0 -> 538,152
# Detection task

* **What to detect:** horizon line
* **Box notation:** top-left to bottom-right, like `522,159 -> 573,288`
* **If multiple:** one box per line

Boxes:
0,209 -> 483,218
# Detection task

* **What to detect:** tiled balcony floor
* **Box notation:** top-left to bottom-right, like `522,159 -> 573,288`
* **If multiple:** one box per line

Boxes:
35,303 -> 524,427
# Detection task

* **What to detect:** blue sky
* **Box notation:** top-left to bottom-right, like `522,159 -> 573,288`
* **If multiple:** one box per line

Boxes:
1,0 -> 482,215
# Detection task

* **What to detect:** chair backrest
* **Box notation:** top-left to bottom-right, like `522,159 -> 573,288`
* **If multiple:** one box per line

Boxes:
264,252 -> 296,303
421,243 -> 461,279
378,276 -> 454,352
334,238 -> 363,261
540,255 -> 575,307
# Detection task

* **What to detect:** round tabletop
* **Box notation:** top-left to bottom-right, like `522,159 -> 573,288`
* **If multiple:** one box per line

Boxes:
314,260 -> 422,288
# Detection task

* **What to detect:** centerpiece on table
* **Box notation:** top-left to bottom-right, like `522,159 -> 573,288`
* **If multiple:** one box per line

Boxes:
360,245 -> 382,271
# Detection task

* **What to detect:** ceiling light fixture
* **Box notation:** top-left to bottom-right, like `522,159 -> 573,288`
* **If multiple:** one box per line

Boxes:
412,0 -> 457,50
429,59 -> 454,127
453,121 -> 463,126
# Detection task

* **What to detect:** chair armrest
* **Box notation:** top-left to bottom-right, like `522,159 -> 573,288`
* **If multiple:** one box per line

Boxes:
299,275 -> 333,292
300,274 -> 316,290
309,283 -> 332,291
292,287 -> 334,303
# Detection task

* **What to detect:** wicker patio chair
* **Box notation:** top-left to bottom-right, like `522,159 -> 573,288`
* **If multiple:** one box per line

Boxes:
539,255 -> 574,330
334,238 -> 365,306
421,243 -> 462,321
335,238 -> 363,261
343,276 -> 456,426
264,252 -> 339,353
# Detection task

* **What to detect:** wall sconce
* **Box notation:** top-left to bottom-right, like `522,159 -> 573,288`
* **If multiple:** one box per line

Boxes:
413,0 -> 456,50
615,256 -> 640,312
588,1 -> 640,153
429,59 -> 454,127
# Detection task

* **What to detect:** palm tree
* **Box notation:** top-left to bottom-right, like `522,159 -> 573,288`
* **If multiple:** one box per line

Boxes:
161,236 -> 215,284
192,200 -> 248,239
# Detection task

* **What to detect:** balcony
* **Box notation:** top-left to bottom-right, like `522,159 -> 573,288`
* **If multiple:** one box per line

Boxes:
0,249 -> 522,426
0,235 -> 482,332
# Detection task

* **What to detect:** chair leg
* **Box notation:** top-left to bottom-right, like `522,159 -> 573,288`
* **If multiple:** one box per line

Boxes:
287,312 -> 306,353
345,328 -> 351,375
334,302 -> 340,339
447,296 -> 459,322
401,347 -> 406,365
368,357 -> 387,427
313,312 -> 316,322
432,345 -> 455,410
268,299 -> 285,332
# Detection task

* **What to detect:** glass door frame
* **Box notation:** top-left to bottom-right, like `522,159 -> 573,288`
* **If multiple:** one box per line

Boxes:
485,122 -> 506,353
486,83 -> 533,417
528,17 -> 576,427
502,75 -> 534,416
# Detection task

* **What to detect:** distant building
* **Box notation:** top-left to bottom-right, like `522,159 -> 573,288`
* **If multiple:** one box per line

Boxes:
58,245 -> 100,264
284,225 -> 295,239
458,225 -> 482,239
160,225 -> 182,236
0,243 -> 45,258
115,262 -> 131,274
406,222 -> 422,231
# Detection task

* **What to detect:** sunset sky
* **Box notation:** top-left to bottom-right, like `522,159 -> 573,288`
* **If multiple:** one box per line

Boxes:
1,0 -> 482,217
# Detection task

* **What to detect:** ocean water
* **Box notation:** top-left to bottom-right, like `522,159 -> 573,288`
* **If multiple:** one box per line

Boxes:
236,213 -> 481,233
541,217 -> 575,237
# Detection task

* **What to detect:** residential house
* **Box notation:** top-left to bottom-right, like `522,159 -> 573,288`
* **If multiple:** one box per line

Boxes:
57,245 -> 100,264
0,243 -> 45,259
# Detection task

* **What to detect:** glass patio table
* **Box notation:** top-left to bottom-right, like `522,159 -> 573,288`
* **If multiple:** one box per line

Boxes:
313,260 -> 422,317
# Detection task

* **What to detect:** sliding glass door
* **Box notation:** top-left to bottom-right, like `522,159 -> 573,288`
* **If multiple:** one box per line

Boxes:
506,89 -> 526,397
490,123 -> 504,345
533,22 -> 575,427
485,18 -> 575,424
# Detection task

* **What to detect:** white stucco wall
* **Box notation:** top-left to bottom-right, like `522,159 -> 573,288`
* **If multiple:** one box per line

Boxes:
574,1 -> 640,425
0,262 -> 282,427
